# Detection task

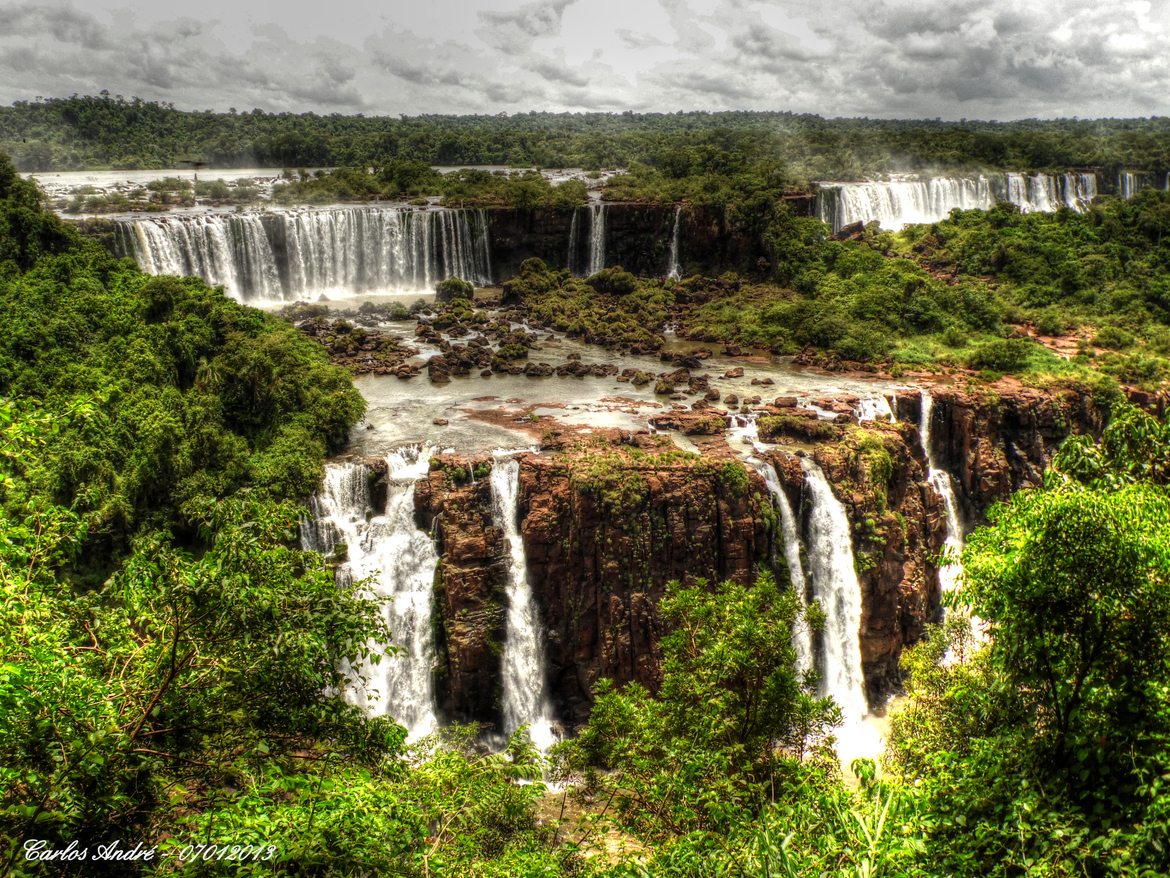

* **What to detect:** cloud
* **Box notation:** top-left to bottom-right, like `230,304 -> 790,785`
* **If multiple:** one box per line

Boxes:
0,0 -> 1168,119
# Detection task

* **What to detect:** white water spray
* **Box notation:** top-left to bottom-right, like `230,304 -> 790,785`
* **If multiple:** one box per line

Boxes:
587,203 -> 607,276
667,205 -> 682,279
302,449 -> 440,739
752,459 -> 814,675
119,206 -> 492,301
491,452 -> 557,750
802,460 -> 868,723
817,172 -> 1097,233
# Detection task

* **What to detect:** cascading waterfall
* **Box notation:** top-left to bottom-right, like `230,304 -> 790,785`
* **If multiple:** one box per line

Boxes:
567,207 -> 582,276
752,459 -> 813,675
587,203 -> 607,276
667,205 -> 682,279
1119,172 -> 1142,199
857,396 -> 895,423
920,390 -> 966,599
117,206 -> 493,302
817,171 -> 1097,233
301,448 -> 440,739
802,460 -> 868,723
491,452 -> 556,750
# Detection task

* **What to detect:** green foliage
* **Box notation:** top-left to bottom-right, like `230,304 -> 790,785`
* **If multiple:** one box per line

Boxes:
555,571 -> 839,840
0,193 -> 364,572
8,95 -> 1170,181
436,276 -> 474,302
884,405 -> 1170,877
1053,400 -> 1170,489
966,338 -> 1034,372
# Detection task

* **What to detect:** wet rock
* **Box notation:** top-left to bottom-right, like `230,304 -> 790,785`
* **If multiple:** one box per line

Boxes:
722,367 -> 744,379
433,418 -> 449,426
750,377 -> 774,386
774,396 -> 798,407
723,344 -> 743,356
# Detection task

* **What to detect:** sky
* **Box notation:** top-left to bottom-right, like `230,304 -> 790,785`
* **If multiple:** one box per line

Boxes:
0,0 -> 1167,120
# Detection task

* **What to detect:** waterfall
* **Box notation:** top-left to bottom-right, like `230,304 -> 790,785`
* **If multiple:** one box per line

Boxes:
920,390 -> 965,597
1119,172 -> 1143,199
491,452 -> 556,750
302,449 -> 440,739
802,460 -> 868,722
587,203 -> 607,276
567,207 -> 582,276
857,396 -> 895,423
817,172 -> 1097,233
752,459 -> 813,675
117,206 -> 493,302
667,205 -> 682,279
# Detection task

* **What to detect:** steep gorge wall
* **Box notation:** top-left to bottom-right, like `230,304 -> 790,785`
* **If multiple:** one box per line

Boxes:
896,386 -> 1111,524
415,450 -> 771,727
368,385 -> 1118,731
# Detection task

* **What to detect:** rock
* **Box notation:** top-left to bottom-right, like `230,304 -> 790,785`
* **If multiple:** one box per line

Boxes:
723,344 -> 743,356
722,367 -> 744,379
724,393 -> 739,405
774,396 -> 798,407
433,418 -> 449,426
750,377 -> 774,386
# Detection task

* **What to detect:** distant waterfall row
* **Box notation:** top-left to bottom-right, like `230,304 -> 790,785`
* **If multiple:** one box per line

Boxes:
1118,171 -> 1170,199
116,207 -> 493,302
816,172 -> 1098,233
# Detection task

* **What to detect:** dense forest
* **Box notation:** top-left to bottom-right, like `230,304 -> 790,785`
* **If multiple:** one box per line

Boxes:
4,94 -> 1170,182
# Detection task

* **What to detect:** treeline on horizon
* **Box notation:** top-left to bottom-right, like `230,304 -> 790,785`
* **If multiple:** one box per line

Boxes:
4,93 -> 1170,182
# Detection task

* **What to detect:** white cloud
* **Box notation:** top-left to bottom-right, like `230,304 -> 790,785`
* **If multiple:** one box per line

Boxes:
0,0 -> 1168,118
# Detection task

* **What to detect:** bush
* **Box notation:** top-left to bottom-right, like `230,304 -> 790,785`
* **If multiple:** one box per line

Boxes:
967,338 -> 1033,373
436,276 -> 474,303
1092,325 -> 1136,350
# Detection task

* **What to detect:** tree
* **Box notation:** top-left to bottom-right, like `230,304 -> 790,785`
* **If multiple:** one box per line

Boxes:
554,571 -> 839,839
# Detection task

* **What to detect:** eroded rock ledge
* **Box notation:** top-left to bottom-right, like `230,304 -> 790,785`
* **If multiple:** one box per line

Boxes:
387,382 -> 1128,731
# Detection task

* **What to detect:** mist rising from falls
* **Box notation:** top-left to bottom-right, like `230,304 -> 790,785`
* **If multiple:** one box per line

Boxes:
667,205 -> 682,279
491,452 -> 556,750
302,449 -> 439,739
117,206 -> 492,302
817,172 -> 1097,233
802,460 -> 868,723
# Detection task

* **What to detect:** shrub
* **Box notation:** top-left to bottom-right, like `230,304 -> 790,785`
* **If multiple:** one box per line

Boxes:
967,338 -> 1033,373
436,276 -> 474,303
1092,325 -> 1136,350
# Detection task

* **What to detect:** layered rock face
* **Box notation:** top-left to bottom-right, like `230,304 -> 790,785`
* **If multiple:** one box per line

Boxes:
768,424 -> 945,705
414,459 -> 509,723
416,449 -> 770,726
401,383 -> 1122,730
898,386 -> 1110,523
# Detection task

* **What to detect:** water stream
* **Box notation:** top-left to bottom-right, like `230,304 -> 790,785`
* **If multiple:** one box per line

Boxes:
491,451 -> 557,750
302,448 -> 440,739
587,203 -> 607,276
118,206 -> 492,302
802,460 -> 868,724
667,205 -> 682,279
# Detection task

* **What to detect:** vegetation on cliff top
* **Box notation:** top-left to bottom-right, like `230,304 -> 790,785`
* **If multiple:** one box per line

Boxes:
6,94 -> 1170,181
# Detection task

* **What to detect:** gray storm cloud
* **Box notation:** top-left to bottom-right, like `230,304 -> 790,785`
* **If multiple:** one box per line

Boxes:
0,0 -> 1167,118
